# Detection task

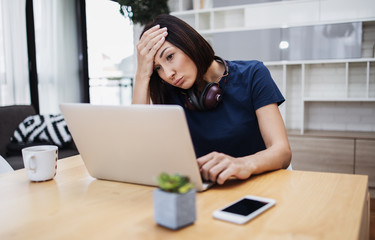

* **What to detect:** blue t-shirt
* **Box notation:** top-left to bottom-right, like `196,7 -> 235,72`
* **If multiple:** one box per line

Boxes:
168,60 -> 284,158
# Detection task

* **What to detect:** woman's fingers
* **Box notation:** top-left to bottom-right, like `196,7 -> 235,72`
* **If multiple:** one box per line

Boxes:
136,25 -> 168,79
206,160 -> 228,183
198,152 -> 225,181
198,152 -> 253,184
143,30 -> 168,57
138,26 -> 168,57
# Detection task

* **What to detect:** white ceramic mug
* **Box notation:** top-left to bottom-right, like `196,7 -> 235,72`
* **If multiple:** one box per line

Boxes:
22,145 -> 58,182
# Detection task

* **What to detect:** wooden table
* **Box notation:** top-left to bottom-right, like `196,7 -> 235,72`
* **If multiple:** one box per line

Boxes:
0,155 -> 370,239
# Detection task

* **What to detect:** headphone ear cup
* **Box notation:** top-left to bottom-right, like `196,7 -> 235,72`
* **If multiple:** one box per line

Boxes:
185,89 -> 202,111
200,83 -> 223,110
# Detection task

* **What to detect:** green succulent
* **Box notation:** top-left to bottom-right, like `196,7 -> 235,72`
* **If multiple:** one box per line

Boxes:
157,173 -> 195,194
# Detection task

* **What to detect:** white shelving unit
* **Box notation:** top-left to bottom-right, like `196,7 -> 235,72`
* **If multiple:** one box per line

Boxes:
264,58 -> 375,133
170,0 -> 375,34
169,0 -> 375,134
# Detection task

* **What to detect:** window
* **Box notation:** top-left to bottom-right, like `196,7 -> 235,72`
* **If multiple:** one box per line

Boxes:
86,0 -> 134,105
33,0 -> 82,113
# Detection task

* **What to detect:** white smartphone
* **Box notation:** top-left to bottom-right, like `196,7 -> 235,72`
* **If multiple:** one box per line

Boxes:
212,195 -> 276,224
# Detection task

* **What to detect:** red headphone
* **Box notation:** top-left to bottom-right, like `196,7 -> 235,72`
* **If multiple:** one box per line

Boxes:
184,57 -> 229,111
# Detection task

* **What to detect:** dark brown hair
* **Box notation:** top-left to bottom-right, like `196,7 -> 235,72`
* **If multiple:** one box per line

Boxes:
140,14 -> 215,104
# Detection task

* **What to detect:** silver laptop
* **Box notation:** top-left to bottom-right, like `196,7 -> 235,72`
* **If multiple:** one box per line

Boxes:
60,103 -> 213,191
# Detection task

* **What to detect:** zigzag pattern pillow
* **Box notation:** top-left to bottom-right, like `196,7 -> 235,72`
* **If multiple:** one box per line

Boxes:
11,114 -> 72,147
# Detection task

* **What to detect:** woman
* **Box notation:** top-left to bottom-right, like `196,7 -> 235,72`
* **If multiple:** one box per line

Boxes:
133,14 -> 291,185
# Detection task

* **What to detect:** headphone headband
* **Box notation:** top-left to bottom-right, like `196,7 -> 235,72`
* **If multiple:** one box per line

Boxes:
214,56 -> 229,78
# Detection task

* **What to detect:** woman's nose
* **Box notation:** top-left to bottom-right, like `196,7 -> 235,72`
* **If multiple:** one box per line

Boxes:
165,67 -> 175,80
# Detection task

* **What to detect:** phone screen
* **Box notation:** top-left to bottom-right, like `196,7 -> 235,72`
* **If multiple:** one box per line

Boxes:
222,198 -> 268,216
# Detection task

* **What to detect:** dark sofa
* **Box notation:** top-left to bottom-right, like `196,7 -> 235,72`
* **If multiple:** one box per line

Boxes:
0,105 -> 79,170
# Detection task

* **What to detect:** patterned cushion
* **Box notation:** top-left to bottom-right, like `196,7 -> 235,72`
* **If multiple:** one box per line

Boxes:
11,114 -> 72,147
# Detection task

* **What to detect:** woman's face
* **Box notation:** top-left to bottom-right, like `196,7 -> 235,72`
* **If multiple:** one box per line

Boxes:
153,41 -> 197,89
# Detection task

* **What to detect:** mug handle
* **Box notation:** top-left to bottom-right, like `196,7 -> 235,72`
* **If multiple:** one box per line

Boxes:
28,155 -> 37,172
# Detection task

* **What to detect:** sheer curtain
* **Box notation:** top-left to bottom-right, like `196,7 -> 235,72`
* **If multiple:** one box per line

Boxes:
34,0 -> 81,114
0,0 -> 81,112
0,0 -> 30,106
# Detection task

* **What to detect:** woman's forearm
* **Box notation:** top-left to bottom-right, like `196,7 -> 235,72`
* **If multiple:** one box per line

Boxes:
241,142 -> 291,176
132,74 -> 151,104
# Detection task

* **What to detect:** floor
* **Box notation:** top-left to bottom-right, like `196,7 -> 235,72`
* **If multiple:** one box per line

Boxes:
371,198 -> 375,240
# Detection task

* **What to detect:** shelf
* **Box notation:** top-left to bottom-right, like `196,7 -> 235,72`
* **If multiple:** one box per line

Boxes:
266,58 -> 375,134
287,129 -> 375,140
197,12 -> 211,30
303,98 -> 375,102
170,1 -> 375,135
264,58 -> 375,66
213,8 -> 244,30
171,1 -> 375,33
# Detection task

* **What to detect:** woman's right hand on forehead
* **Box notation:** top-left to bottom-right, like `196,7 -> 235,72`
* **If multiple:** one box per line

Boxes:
132,25 -> 167,104
136,25 -> 168,81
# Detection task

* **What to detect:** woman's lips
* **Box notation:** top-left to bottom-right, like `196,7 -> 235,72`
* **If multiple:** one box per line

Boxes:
173,77 -> 184,87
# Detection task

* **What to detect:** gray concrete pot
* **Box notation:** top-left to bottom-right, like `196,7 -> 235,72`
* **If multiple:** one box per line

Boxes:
153,188 -> 196,230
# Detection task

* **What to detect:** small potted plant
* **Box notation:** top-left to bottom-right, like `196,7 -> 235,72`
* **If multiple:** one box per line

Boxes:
153,173 -> 196,230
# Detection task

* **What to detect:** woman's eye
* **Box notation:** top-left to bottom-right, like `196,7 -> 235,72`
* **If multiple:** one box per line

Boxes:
166,53 -> 174,61
154,66 -> 161,71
